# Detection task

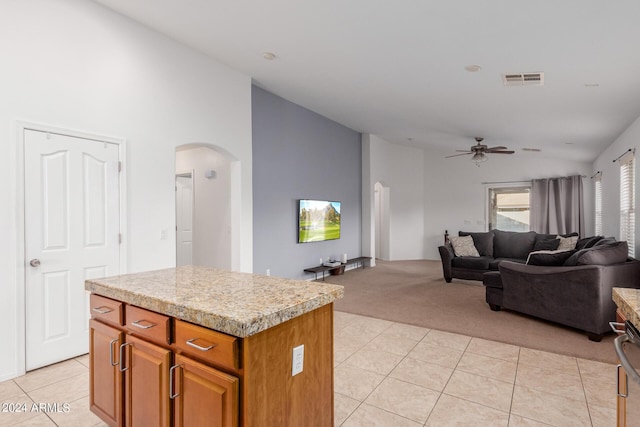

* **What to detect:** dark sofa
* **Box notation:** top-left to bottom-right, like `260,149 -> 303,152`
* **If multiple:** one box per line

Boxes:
485,240 -> 640,341
438,230 -> 578,283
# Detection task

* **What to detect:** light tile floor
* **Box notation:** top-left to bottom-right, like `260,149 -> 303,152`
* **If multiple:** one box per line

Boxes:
0,311 -> 617,426
334,311 -> 617,427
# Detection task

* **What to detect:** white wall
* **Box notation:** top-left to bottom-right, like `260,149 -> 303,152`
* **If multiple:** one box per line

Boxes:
423,150 -> 594,259
593,115 -> 640,255
176,146 -> 232,269
0,0 -> 252,381
364,134 -> 426,260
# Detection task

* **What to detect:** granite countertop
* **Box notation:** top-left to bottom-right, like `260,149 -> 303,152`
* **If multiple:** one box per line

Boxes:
85,265 -> 344,338
613,287 -> 640,329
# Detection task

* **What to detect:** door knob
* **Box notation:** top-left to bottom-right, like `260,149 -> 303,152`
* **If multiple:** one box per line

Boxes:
30,259 -> 41,267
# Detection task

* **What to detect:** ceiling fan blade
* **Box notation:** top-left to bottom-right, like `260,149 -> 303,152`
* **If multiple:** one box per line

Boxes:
455,150 -> 472,152
485,146 -> 508,152
489,150 -> 515,154
445,152 -> 473,158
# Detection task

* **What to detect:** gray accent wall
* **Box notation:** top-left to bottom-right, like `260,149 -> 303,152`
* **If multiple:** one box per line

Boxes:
252,86 -> 362,279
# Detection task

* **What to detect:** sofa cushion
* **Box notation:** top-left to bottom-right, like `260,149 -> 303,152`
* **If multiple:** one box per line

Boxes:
482,271 -> 502,289
493,230 -> 537,259
575,241 -> 629,266
526,249 -> 576,266
450,235 -> 480,257
533,238 -> 560,251
594,237 -> 616,246
459,231 -> 494,257
575,236 -> 604,250
488,258 -> 525,270
452,256 -> 491,270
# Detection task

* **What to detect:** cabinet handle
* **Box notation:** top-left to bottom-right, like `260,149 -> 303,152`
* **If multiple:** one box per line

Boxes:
131,320 -> 156,329
186,338 -> 216,352
118,343 -> 131,372
92,306 -> 113,314
169,364 -> 182,399
109,338 -> 119,367
617,364 -> 629,398
610,322 -> 626,335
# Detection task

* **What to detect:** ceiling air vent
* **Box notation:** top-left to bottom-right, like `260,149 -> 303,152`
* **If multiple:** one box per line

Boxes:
502,72 -> 544,86
522,148 -> 542,152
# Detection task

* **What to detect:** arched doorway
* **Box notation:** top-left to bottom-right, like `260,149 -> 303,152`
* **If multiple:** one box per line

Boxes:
175,144 -> 239,270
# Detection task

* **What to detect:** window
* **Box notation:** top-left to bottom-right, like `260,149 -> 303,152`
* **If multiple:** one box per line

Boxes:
594,172 -> 602,236
620,152 -> 635,257
488,186 -> 531,231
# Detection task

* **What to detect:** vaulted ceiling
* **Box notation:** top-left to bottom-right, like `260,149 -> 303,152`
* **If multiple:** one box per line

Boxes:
95,0 -> 640,162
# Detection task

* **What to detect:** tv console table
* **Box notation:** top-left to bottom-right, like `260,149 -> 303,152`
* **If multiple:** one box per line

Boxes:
304,256 -> 372,281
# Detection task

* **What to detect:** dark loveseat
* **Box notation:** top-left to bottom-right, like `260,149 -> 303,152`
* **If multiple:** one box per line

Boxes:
438,229 -> 579,283
485,241 -> 640,341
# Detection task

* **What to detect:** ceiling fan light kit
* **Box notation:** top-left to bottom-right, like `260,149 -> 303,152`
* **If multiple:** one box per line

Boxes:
446,137 -> 514,166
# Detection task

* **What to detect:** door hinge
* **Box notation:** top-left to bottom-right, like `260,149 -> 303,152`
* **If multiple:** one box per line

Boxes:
118,161 -> 122,172
118,233 -> 122,244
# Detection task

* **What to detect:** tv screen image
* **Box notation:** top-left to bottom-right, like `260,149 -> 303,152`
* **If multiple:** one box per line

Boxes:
298,199 -> 341,243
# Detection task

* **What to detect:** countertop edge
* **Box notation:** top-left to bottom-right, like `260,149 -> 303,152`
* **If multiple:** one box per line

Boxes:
612,287 -> 640,330
85,280 -> 344,338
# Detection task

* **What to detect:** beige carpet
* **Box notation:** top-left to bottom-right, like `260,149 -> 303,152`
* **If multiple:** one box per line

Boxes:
325,259 -> 617,364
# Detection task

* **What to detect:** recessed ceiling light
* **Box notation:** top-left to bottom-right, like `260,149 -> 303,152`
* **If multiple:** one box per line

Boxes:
465,65 -> 482,72
262,52 -> 276,61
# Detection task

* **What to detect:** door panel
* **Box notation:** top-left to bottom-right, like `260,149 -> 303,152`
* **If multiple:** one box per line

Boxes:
176,174 -> 193,266
25,129 -> 120,370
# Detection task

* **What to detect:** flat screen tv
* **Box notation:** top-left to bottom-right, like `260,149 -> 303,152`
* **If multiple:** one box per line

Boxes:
298,199 -> 341,243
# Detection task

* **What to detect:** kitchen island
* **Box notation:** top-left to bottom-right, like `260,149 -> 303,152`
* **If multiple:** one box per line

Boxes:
85,265 -> 344,427
612,287 -> 640,427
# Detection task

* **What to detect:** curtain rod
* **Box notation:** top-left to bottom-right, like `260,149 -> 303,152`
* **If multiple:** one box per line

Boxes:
590,171 -> 602,179
613,148 -> 635,163
481,180 -> 530,185
482,176 -> 586,185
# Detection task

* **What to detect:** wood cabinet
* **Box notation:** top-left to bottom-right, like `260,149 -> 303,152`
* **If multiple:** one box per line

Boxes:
89,319 -> 124,427
173,354 -> 239,427
122,335 -> 172,427
89,294 -> 333,427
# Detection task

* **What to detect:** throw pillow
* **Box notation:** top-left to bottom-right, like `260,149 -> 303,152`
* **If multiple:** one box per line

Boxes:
459,231 -> 494,257
533,238 -> 560,251
526,249 -> 576,266
450,235 -> 480,257
575,236 -> 603,250
556,235 -> 578,251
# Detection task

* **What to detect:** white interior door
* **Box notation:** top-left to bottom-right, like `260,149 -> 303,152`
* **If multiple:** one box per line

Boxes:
24,129 -> 120,370
176,173 -> 193,266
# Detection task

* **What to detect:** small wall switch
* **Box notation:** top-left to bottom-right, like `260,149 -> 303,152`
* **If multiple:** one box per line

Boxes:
266,269 -> 271,276
292,344 -> 304,376
160,229 -> 168,240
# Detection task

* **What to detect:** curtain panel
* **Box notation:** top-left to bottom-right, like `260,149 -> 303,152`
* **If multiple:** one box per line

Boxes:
530,175 -> 585,236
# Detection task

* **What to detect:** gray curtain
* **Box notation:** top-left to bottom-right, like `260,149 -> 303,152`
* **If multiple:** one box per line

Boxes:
530,175 -> 585,236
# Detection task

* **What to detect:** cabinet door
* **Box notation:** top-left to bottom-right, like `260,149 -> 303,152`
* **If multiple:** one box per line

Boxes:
89,319 -> 124,427
173,354 -> 239,427
122,335 -> 172,427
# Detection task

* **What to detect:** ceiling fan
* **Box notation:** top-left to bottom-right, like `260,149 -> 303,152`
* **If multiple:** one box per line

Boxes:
446,137 -> 515,165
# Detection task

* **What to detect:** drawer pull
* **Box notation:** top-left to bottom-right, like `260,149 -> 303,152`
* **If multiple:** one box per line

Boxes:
186,338 -> 216,352
92,306 -> 113,314
131,319 -> 156,329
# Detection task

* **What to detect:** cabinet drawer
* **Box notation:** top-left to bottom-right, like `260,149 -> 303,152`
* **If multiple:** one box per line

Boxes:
125,305 -> 171,346
90,294 -> 123,326
174,320 -> 239,370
